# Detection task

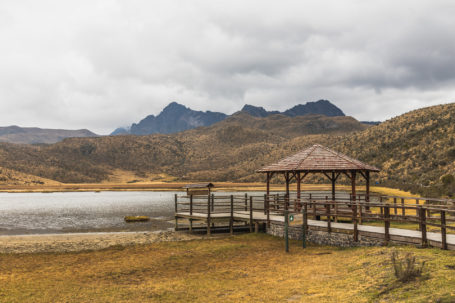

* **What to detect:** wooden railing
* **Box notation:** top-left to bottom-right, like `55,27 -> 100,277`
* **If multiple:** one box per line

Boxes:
175,192 -> 455,249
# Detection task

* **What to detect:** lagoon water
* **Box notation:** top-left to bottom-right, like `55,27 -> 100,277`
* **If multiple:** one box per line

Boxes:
0,191 -> 180,235
0,190 -> 360,235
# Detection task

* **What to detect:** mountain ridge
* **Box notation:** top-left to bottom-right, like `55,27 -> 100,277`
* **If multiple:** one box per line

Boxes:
112,99 -> 346,135
0,126 -> 98,144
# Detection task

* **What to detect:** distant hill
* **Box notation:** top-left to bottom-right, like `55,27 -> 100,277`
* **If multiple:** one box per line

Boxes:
0,126 -> 98,144
112,99 -> 346,135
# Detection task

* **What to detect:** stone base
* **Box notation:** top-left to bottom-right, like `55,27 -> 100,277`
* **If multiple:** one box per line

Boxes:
266,222 -> 383,247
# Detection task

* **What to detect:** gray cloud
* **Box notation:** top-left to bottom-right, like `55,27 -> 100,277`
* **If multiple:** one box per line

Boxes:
0,0 -> 454,134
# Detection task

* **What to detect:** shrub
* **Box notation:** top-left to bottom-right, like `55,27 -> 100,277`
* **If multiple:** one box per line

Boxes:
391,250 -> 426,282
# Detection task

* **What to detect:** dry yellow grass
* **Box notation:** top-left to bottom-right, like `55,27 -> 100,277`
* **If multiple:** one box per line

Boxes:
1,234 -> 455,302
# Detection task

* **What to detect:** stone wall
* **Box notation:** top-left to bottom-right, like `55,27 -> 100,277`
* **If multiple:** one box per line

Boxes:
266,222 -> 383,247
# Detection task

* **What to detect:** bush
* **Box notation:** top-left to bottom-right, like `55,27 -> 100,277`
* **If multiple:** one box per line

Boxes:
391,250 -> 426,282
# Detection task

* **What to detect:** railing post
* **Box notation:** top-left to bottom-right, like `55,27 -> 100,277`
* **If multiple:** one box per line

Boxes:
267,194 -> 270,228
207,194 -> 211,235
401,198 -> 405,216
302,202 -> 308,248
264,194 -> 267,215
326,202 -> 331,233
353,203 -> 358,242
380,196 -> 383,216
384,206 -> 390,245
419,206 -> 427,247
244,193 -> 248,211
285,210 -> 289,253
230,195 -> 234,235
174,194 -> 179,231
249,196 -> 253,233
441,210 -> 447,250
189,195 -> 193,232
394,197 -> 397,215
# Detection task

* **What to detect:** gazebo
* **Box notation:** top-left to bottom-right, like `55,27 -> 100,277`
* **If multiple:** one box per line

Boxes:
257,144 -> 380,203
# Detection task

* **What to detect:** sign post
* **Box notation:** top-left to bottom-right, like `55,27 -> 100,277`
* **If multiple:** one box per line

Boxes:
302,204 -> 307,248
284,210 -> 289,253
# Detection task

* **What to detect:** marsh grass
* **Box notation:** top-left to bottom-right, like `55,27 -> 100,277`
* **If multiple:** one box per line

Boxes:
0,234 -> 454,302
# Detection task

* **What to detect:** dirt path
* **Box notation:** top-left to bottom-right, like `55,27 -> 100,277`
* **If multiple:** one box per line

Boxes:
0,231 -> 202,254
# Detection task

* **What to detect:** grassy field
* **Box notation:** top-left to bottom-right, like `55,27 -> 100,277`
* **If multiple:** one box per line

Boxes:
1,234 -> 455,302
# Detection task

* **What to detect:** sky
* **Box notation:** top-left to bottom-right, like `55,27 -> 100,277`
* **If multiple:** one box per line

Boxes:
0,0 -> 454,134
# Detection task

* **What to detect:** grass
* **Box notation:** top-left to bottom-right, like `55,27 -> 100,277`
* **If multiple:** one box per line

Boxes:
1,234 -> 455,302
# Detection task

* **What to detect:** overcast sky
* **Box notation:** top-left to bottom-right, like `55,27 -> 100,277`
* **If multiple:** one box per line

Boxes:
0,0 -> 454,134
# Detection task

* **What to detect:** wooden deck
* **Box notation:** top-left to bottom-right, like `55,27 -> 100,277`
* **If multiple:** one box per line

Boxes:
175,210 -> 455,250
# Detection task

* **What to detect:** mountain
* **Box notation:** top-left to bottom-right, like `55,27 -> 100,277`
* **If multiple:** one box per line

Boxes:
1,102 -> 454,197
0,126 -> 98,144
241,100 -> 345,118
284,100 -> 345,117
0,113 -> 367,183
113,100 -> 345,135
115,102 -> 228,135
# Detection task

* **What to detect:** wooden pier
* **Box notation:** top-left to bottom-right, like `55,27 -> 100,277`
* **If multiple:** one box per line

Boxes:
175,192 -> 455,250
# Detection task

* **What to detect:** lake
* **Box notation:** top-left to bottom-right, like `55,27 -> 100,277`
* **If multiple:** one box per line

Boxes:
0,190 -> 359,235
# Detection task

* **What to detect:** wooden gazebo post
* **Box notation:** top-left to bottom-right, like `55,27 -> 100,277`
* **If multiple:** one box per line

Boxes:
365,171 -> 370,202
351,170 -> 357,201
296,172 -> 301,201
331,171 -> 336,201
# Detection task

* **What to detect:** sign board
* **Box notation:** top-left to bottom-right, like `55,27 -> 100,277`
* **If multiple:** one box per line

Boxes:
289,214 -> 294,222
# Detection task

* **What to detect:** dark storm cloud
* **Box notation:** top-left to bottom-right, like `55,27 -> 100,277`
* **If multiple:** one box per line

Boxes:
0,0 -> 454,134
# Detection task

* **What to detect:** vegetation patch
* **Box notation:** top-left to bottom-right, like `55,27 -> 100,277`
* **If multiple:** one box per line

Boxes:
0,234 -> 454,302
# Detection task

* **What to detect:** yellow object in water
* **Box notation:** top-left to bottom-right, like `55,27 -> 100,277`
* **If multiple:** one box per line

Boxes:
124,216 -> 150,222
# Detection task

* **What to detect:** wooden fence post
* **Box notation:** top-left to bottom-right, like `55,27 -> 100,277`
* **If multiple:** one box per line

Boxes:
244,193 -> 248,211
264,194 -> 267,215
230,195 -> 234,235
384,205 -> 390,245
285,210 -> 289,253
401,198 -> 405,216
174,194 -> 178,231
419,206 -> 427,247
394,197 -> 397,215
326,203 -> 331,233
353,203 -> 358,242
302,202 -> 308,248
189,195 -> 193,232
441,210 -> 447,250
207,194 -> 211,235
266,195 -> 270,228
249,196 -> 253,233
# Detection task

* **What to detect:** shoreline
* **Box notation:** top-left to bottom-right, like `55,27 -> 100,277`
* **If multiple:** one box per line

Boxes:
0,182 -> 374,193
0,230 -> 202,254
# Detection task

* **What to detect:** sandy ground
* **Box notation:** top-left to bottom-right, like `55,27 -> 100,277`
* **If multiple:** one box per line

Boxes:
0,231 -> 202,254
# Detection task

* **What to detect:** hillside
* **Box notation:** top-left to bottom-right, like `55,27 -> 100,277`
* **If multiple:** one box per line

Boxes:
0,126 -> 98,144
333,103 -> 455,197
0,114 -> 365,183
0,103 -> 454,197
